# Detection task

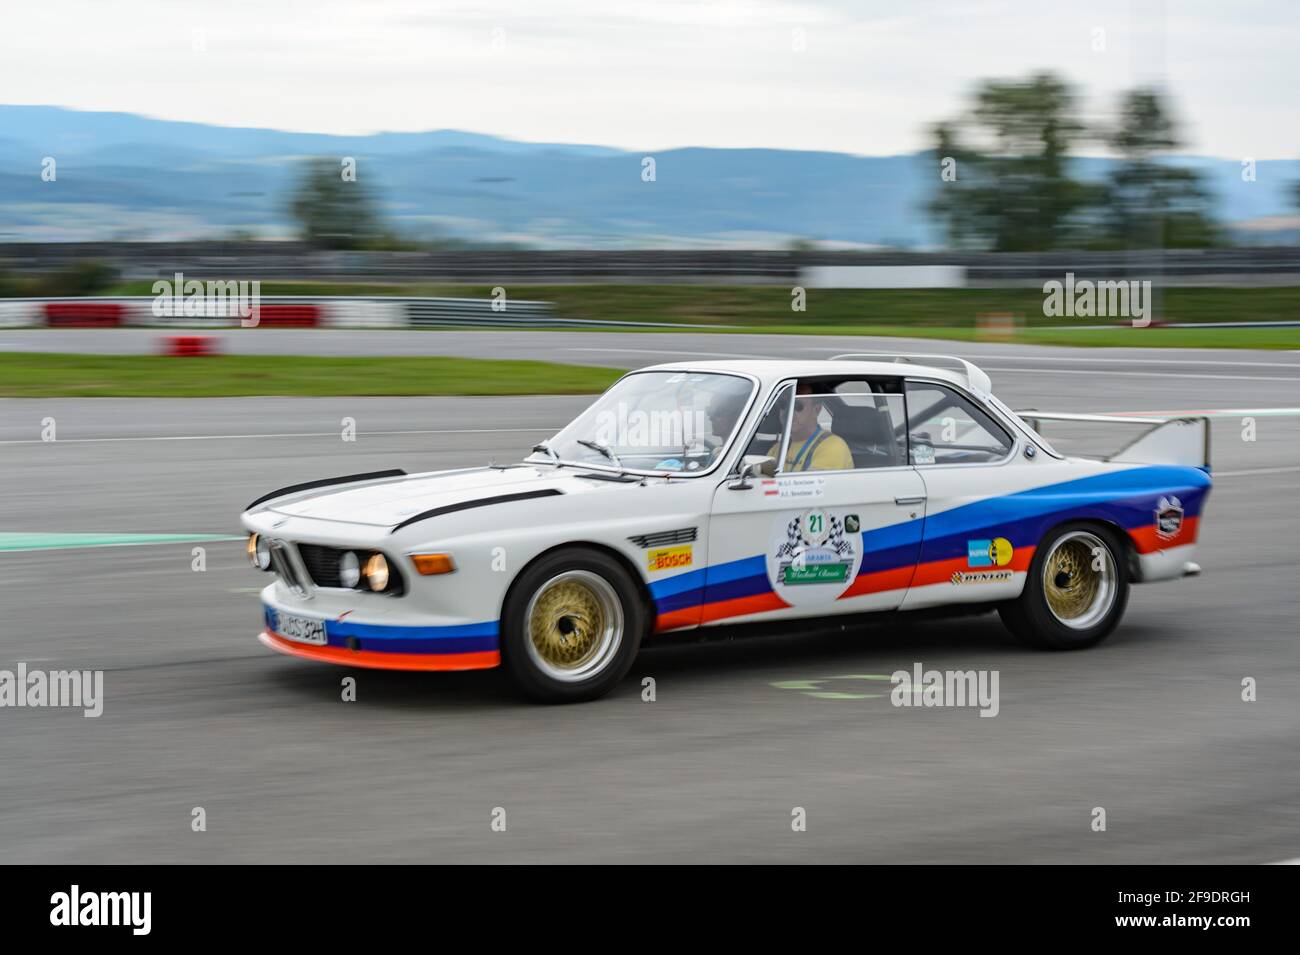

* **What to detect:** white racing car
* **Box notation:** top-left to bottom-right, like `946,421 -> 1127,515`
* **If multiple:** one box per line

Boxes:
242,354 -> 1211,702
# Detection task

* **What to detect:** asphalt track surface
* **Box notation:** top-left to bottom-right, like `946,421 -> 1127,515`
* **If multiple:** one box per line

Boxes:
1,334 -> 1298,863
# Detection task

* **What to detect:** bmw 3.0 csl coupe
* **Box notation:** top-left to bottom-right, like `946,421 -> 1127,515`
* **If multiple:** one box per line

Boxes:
242,354 -> 1210,702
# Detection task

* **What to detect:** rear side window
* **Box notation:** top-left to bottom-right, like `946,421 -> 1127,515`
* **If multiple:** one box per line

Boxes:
904,382 -> 1013,465
828,379 -> 907,469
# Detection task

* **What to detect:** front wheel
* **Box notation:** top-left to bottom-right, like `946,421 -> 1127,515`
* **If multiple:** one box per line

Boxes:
501,547 -> 645,702
998,523 -> 1129,650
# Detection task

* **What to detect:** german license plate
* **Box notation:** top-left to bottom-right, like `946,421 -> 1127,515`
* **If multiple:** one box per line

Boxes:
276,610 -> 326,645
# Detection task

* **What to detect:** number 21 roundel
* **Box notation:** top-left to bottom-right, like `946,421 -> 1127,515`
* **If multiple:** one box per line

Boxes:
765,508 -> 862,607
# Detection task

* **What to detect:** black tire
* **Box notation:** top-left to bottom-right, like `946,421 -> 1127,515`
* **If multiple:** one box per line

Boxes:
998,522 -> 1129,650
501,546 -> 645,702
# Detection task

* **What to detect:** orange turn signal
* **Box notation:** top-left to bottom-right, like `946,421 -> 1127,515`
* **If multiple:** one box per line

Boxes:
410,553 -> 456,576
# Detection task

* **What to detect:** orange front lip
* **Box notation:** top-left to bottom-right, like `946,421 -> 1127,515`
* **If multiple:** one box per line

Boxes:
258,630 -> 500,671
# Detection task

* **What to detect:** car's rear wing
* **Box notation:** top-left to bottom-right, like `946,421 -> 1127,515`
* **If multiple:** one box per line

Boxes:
830,353 -> 993,395
1014,411 -> 1211,470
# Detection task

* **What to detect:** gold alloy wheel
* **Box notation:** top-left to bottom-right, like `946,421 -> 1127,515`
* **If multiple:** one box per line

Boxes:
1042,530 -> 1116,630
524,570 -> 624,682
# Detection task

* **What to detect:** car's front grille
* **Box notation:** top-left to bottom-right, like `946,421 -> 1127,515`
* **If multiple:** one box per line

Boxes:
268,540 -> 309,596
291,543 -> 405,595
296,543 -> 344,587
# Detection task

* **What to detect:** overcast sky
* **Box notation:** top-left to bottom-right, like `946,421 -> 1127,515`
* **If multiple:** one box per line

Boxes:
1,0 -> 1295,157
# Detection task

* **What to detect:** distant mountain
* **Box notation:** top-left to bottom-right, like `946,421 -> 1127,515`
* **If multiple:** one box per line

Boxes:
0,105 -> 1295,247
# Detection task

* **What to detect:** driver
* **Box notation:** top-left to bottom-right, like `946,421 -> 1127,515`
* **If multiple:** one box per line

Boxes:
654,382 -> 749,471
769,383 -> 853,472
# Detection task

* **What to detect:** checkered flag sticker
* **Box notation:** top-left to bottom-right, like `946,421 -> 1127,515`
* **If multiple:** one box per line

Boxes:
827,515 -> 853,557
775,516 -> 803,559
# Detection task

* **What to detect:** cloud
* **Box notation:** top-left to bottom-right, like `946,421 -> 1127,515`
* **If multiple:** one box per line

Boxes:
0,0 -> 1294,157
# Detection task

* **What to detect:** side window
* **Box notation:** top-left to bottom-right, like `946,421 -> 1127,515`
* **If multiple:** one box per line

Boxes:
774,379 -> 856,473
904,382 -> 1013,465
830,379 -> 907,469
738,382 -> 793,469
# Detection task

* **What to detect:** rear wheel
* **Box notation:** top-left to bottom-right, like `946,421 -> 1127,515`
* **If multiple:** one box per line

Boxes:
501,547 -> 644,702
998,523 -> 1129,650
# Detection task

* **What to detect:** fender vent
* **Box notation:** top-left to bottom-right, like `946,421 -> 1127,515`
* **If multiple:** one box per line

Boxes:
628,527 -> 698,548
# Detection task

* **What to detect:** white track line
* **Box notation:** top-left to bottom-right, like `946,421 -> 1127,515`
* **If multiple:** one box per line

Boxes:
985,366 -> 1300,383
0,427 -> 559,446
799,348 -> 1300,369
574,346 -> 779,359
1214,465 -> 1300,478
1103,408 -> 1300,417
570,348 -> 1300,381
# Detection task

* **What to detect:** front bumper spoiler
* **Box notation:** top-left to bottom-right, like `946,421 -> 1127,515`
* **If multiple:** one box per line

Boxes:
258,630 -> 500,671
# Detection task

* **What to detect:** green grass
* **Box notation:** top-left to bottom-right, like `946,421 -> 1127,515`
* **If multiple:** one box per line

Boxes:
1014,325 -> 1300,349
0,354 -> 624,398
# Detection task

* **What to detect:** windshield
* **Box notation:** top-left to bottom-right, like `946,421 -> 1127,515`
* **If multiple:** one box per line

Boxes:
529,371 -> 755,474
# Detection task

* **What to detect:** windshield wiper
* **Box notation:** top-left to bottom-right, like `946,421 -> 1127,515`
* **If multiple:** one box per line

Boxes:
531,442 -> 561,466
576,439 -> 623,468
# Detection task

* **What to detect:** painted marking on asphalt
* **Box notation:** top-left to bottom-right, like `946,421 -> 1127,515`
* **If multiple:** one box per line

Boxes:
0,533 -> 244,553
1214,465 -> 1300,478
0,427 -> 560,446
771,673 -> 902,700
771,679 -> 822,691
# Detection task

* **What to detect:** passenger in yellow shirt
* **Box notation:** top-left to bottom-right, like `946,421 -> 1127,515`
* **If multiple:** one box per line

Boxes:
770,384 -> 854,471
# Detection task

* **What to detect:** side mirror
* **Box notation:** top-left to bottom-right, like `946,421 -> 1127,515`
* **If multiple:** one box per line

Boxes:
729,454 -> 776,490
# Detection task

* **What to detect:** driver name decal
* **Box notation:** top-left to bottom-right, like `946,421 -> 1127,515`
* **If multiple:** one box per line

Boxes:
761,476 -> 825,499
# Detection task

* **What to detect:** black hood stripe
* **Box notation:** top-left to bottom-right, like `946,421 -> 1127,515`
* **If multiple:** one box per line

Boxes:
390,489 -> 563,533
245,469 -> 407,512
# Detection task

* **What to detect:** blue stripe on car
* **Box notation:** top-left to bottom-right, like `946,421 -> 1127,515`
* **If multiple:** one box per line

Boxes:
265,606 -> 499,654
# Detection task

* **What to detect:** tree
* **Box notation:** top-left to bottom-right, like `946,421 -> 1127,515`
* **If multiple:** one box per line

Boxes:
928,73 -> 1097,251
287,158 -> 386,249
1099,88 -> 1219,248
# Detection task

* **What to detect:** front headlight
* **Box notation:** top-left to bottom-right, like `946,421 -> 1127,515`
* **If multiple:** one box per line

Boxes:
363,553 -> 390,592
247,533 -> 271,570
338,551 -> 361,589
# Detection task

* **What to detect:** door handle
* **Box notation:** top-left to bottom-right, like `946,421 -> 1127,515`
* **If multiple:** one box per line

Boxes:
894,495 -> 926,505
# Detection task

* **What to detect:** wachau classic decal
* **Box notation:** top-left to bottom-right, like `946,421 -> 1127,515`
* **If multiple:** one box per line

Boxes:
766,508 -> 863,606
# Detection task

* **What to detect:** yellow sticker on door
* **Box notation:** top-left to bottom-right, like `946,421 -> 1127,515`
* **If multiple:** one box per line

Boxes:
648,544 -> 693,572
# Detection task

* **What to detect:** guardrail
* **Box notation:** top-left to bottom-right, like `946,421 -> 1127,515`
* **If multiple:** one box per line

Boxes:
0,295 -> 713,330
